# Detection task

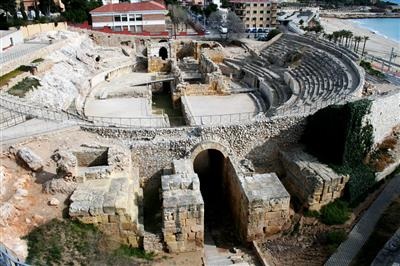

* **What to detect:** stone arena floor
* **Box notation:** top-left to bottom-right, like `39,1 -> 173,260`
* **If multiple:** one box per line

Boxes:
84,98 -> 151,118
184,94 -> 259,125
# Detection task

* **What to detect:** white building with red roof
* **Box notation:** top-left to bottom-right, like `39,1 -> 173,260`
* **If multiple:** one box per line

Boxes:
90,1 -> 168,34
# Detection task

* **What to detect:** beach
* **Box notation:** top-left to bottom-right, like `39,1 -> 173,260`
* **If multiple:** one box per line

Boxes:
320,17 -> 400,64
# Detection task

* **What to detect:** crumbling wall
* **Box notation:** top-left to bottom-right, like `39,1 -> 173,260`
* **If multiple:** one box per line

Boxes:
148,57 -> 171,73
67,145 -> 143,247
280,148 -> 349,211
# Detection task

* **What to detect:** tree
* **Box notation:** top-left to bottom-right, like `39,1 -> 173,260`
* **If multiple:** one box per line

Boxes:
0,0 -> 17,21
361,36 -> 369,56
208,10 -> 223,30
168,4 -> 188,38
203,3 -> 217,17
20,1 -> 28,20
225,11 -> 245,39
354,36 -> 362,53
62,0 -> 102,23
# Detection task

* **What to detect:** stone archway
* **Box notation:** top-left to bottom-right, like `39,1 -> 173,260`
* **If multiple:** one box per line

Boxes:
159,46 -> 168,60
191,144 -> 239,246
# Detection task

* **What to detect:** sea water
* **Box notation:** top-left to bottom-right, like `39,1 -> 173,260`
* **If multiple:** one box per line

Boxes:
351,18 -> 400,42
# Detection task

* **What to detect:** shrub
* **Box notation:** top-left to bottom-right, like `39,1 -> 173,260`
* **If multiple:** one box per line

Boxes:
266,29 -> 281,41
326,229 -> 347,246
320,200 -> 351,225
7,77 -> 40,97
113,245 -> 154,261
304,210 -> 320,218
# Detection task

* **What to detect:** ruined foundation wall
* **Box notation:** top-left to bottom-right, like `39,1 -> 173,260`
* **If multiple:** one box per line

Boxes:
225,159 -> 290,241
280,149 -> 349,210
82,116 -> 306,181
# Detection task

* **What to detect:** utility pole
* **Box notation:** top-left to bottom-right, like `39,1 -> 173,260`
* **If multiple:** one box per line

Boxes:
387,47 -> 397,73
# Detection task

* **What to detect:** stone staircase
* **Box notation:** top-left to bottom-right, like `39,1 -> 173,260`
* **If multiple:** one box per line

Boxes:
203,232 -> 250,266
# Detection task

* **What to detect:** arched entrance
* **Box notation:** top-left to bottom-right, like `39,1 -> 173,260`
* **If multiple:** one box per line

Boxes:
159,47 -> 168,60
193,149 -> 239,245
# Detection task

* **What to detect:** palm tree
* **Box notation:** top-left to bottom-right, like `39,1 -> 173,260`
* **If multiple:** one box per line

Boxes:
361,36 -> 369,57
354,36 -> 362,53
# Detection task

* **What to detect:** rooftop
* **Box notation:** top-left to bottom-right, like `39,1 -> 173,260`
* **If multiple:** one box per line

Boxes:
90,1 -> 166,13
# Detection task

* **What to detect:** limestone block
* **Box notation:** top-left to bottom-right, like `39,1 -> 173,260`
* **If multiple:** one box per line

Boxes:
17,147 -> 43,172
54,150 -> 78,179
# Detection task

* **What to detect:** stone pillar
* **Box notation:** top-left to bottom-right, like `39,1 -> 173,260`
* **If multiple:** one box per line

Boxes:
161,160 -> 204,253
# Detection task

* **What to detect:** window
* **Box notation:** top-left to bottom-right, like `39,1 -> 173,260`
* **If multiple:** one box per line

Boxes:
136,14 -> 142,21
260,17 -> 263,20
253,10 -> 257,14
260,3 -> 264,6
267,3 -> 270,6
253,24 -> 256,27
252,17 -> 256,21
121,15 -> 127,22
267,17 -> 270,20
246,17 -> 250,20
136,25 -> 143,32
259,24 -> 263,27
246,24 -> 249,27
253,3 -> 257,6
114,15 -> 121,22
246,10 -> 250,13
267,10 -> 270,14
260,10 -> 264,14
246,3 -> 250,6
129,14 -> 135,21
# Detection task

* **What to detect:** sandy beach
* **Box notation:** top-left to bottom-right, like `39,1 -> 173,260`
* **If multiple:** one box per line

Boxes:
320,17 -> 400,64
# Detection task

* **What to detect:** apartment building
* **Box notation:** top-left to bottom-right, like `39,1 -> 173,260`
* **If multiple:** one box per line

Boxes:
90,1 -> 167,34
229,0 -> 278,29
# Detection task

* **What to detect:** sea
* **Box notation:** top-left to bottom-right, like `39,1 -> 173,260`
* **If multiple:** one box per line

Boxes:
351,17 -> 400,43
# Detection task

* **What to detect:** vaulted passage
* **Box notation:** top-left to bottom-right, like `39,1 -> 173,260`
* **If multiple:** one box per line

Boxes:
193,149 -> 239,246
159,47 -> 168,60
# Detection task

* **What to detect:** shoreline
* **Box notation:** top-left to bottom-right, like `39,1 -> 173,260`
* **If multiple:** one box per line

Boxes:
320,17 -> 400,64
320,13 -> 400,19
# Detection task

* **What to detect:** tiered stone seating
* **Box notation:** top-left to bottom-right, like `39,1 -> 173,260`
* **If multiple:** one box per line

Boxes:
257,34 -> 361,112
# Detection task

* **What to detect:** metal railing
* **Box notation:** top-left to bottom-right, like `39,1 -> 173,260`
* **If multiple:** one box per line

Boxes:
0,90 -> 356,130
0,243 -> 29,266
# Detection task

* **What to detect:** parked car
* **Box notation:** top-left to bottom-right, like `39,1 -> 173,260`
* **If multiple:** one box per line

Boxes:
250,28 -> 257,33
245,29 -> 251,33
257,28 -> 264,33
219,26 -> 228,34
205,30 -> 211,35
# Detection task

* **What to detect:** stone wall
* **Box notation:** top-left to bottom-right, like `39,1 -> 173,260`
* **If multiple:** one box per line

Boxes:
148,57 -> 171,73
67,145 -> 143,247
280,148 -> 349,210
225,159 -> 290,241
81,115 -> 306,182
20,22 -> 68,39
161,160 -> 204,252
365,91 -> 400,145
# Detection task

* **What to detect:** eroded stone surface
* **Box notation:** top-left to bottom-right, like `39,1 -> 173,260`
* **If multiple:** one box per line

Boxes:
280,148 -> 349,210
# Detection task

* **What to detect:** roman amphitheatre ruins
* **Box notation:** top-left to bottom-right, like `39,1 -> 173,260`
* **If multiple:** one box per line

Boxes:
0,25 -> 399,265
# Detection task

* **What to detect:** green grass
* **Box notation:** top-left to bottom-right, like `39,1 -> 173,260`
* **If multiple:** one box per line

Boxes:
360,60 -> 385,78
31,58 -> 44,64
24,218 -> 154,266
113,244 -> 154,261
0,65 -> 31,87
320,200 -> 351,225
352,197 -> 400,265
7,77 -> 40,97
